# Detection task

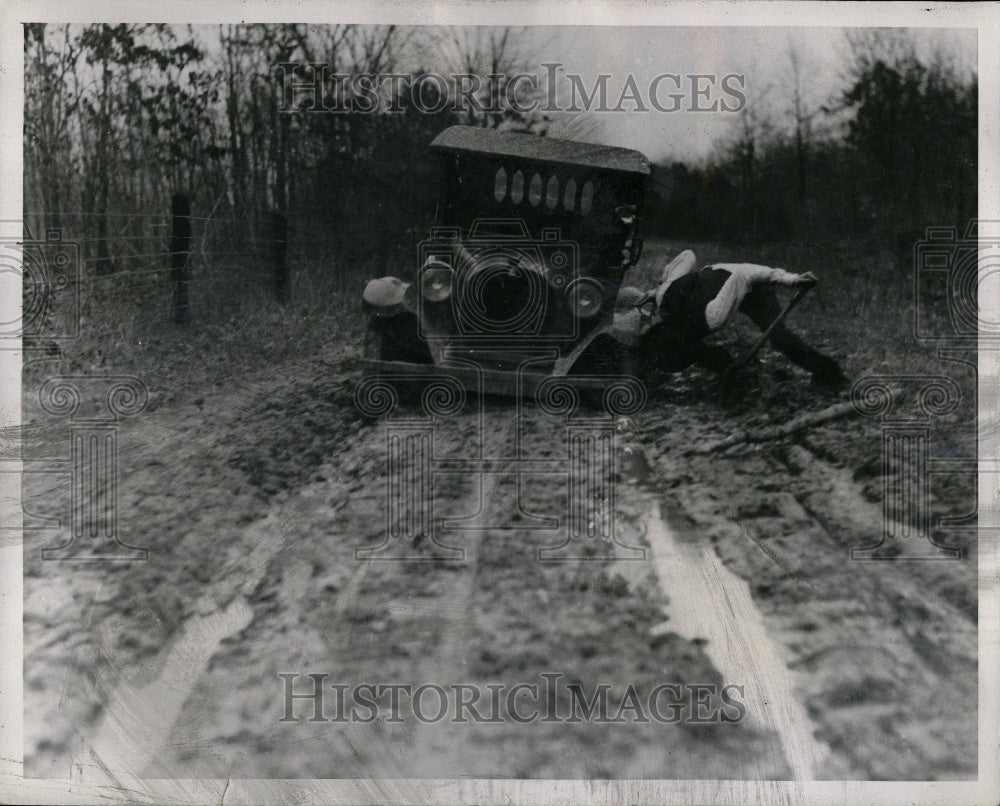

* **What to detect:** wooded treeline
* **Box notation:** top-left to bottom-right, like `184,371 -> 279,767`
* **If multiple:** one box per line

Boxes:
24,24 -> 977,304
646,31 -> 976,247
23,23 -> 540,298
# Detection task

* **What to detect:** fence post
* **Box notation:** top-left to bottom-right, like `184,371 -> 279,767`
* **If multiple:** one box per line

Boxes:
272,211 -> 289,302
171,193 -> 191,323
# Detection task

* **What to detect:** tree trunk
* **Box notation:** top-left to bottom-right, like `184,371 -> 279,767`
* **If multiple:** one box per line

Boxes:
95,53 -> 112,275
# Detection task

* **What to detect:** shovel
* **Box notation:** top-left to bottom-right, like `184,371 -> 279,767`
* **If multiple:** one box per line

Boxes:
719,279 -> 815,402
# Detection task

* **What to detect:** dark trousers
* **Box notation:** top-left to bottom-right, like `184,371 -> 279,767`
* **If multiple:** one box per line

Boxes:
632,269 -> 846,386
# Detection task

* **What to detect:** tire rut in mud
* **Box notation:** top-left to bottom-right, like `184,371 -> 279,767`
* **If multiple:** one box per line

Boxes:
631,403 -> 977,780
160,395 -> 785,779
28,355 -> 977,783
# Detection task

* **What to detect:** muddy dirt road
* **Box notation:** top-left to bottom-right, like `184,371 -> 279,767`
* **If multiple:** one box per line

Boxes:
22,344 -> 977,784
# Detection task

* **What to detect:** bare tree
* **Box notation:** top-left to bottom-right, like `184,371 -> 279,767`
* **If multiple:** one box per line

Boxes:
784,42 -> 819,202
435,26 -> 546,131
717,66 -> 777,240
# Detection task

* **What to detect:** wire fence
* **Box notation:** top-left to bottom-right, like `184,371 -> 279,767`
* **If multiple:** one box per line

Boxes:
19,202 -> 372,290
14,196 -> 388,369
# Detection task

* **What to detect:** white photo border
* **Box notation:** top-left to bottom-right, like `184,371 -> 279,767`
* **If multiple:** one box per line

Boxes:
1,2 -> 996,804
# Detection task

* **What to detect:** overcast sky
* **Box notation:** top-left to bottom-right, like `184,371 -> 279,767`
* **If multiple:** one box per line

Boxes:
410,25 -> 977,164
175,23 -> 975,165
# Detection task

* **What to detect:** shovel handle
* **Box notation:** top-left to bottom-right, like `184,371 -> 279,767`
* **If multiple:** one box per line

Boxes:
719,282 -> 814,403
732,283 -> 813,372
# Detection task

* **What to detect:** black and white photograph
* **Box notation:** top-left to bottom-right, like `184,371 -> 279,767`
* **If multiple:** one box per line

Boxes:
1,2 -> 997,804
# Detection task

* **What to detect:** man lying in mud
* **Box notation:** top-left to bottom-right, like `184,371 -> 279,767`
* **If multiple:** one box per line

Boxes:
617,250 -> 849,396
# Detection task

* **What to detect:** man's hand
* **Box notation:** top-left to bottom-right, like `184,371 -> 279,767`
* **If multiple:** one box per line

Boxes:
795,271 -> 819,287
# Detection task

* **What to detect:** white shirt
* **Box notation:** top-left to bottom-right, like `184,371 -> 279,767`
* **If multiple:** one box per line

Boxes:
652,252 -> 802,330
702,263 -> 801,331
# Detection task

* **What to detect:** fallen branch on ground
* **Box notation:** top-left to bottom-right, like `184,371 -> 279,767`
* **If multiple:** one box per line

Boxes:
686,399 -> 861,456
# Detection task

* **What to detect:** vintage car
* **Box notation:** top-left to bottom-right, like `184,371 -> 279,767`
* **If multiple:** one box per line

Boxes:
362,124 -> 652,398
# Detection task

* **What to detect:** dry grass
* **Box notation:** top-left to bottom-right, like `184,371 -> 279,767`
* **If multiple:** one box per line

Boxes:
23,230 -> 976,553
631,237 -> 946,382
24,252 -> 367,407
30,232 -> 973,443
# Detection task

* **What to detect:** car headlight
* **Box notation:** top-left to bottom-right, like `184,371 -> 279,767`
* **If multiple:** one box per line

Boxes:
567,278 -> 604,319
421,261 -> 453,302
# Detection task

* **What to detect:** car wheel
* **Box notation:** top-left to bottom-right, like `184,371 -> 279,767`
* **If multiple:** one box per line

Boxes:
365,313 -> 433,364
